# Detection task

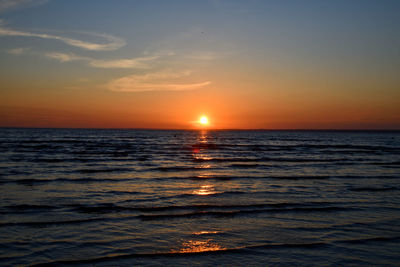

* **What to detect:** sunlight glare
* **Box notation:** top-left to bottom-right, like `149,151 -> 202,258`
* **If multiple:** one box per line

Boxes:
199,116 -> 209,125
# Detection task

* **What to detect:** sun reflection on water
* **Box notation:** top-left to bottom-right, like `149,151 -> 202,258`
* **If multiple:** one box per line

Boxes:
199,130 -> 208,143
196,173 -> 214,179
172,239 -> 225,253
193,155 -> 213,161
192,231 -> 220,235
198,164 -> 211,169
192,184 -> 216,195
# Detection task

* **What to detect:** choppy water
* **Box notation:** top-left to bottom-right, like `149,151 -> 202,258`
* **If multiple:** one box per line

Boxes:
0,128 -> 399,266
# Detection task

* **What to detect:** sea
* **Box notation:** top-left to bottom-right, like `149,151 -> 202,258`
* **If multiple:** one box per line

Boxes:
0,128 -> 399,266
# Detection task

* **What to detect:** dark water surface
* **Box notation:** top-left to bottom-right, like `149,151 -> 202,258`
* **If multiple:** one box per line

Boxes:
1,128 -> 399,266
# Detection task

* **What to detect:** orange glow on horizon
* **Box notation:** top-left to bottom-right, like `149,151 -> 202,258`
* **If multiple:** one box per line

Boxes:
1,74 -> 399,130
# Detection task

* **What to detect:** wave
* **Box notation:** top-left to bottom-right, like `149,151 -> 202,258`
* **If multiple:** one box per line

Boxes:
186,143 -> 400,152
189,143 -> 230,150
76,167 -> 134,173
31,241 -> 329,266
69,203 -> 142,213
33,158 -> 67,163
17,139 -> 88,144
188,143 -> 400,152
136,203 -> 269,212
4,173 -> 398,186
70,202 -> 282,214
4,204 -> 58,212
349,186 -> 398,192
298,144 -> 400,152
5,139 -> 399,155
138,206 -> 350,220
152,166 -> 220,172
193,156 -> 356,163
183,174 -> 398,181
156,191 -> 246,201
3,201 -> 347,216
337,236 -> 400,244
11,177 -> 131,185
0,217 -> 104,228
3,205 -> 347,227
13,144 -> 63,150
370,161 -> 400,168
377,161 -> 400,165
229,163 -> 263,168
72,150 -> 130,157
4,155 -> 380,166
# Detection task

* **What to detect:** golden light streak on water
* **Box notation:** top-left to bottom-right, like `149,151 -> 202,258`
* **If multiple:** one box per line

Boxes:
192,184 -> 216,195
172,239 -> 225,253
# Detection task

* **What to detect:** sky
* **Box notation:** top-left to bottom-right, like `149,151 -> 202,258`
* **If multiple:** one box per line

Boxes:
0,0 -> 399,129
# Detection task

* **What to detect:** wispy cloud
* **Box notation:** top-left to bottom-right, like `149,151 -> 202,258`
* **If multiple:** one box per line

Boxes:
108,70 -> 211,92
7,47 -> 29,55
0,26 -> 126,51
0,0 -> 48,13
45,52 -> 159,69
45,52 -> 86,62
89,56 -> 159,69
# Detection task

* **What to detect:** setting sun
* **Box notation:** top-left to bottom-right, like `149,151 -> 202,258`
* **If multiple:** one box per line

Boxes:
199,116 -> 209,125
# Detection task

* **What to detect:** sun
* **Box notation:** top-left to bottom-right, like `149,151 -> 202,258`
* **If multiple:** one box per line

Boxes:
199,116 -> 209,125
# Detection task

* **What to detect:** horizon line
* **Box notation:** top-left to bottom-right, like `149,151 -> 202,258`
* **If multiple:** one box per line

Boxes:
1,126 -> 399,132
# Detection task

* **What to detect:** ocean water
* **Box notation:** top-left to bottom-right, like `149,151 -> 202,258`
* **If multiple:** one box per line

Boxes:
0,128 -> 399,266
